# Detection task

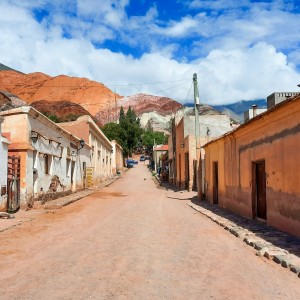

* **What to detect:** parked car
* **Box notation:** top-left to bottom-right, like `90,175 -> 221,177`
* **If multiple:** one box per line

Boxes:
126,159 -> 135,168
140,155 -> 145,161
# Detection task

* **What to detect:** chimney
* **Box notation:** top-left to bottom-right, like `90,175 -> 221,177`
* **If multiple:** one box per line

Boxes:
252,104 -> 258,118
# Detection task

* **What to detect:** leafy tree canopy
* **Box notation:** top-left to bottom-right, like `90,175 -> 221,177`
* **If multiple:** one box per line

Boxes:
141,129 -> 168,154
102,106 -> 168,157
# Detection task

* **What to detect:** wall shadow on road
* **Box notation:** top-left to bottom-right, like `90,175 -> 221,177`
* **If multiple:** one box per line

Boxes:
161,182 -> 185,193
189,198 -> 300,258
161,181 -> 300,257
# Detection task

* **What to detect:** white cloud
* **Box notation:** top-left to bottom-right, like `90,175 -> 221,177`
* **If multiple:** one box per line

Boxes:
159,16 -> 199,37
0,1 -> 299,107
198,43 -> 300,103
77,0 -> 129,28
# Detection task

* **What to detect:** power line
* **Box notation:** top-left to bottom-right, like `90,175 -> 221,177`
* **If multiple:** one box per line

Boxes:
153,82 -> 189,94
185,82 -> 193,103
0,78 -> 191,88
108,78 -> 191,87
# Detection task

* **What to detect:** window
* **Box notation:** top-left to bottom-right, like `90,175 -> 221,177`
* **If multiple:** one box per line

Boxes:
44,154 -> 52,174
66,159 -> 71,177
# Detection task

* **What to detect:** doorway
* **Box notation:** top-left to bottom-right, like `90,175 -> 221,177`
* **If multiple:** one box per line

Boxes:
178,154 -> 181,187
7,155 -> 21,213
252,161 -> 266,220
185,153 -> 190,189
71,161 -> 75,184
213,161 -> 218,204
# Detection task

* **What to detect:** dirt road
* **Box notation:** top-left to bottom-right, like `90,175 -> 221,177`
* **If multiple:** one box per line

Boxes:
0,163 -> 299,299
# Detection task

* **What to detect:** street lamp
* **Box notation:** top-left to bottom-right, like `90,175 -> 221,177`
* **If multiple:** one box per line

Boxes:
30,131 -> 39,143
77,139 -> 85,151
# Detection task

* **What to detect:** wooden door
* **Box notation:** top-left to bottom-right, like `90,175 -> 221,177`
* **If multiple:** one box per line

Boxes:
213,161 -> 218,204
185,153 -> 189,189
178,154 -> 181,187
7,155 -> 21,213
252,161 -> 266,220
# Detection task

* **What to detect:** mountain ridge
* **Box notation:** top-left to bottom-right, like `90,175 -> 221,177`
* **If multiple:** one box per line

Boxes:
0,66 -> 247,130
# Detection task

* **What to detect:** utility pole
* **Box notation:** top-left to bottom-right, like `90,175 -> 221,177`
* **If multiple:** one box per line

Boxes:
193,73 -> 202,199
114,89 -> 117,122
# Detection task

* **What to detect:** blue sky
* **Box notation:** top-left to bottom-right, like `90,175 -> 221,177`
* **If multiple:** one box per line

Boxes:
1,0 -> 300,104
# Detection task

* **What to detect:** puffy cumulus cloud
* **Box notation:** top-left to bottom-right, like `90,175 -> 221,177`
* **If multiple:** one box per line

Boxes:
77,0 -> 129,28
158,16 -> 199,37
179,0 -> 300,63
0,1 -> 299,106
196,42 -> 300,104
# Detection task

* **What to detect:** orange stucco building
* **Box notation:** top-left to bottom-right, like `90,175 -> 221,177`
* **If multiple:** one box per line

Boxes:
203,94 -> 300,237
172,113 -> 234,191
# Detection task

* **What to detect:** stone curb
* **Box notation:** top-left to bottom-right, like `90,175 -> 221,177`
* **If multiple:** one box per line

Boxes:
187,201 -> 300,278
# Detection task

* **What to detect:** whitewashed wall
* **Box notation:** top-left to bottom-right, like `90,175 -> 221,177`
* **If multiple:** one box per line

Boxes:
0,117 -> 9,210
89,128 -> 112,182
28,114 -> 92,198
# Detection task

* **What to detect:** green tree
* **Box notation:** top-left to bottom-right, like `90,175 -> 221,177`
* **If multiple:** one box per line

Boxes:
141,129 -> 168,154
125,106 -> 142,155
48,114 -> 61,123
119,106 -> 126,125
102,123 -> 122,142
102,106 -> 142,157
103,107 -> 167,158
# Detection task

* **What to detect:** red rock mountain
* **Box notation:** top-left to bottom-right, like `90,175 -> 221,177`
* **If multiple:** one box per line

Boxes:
30,100 -> 102,126
0,70 -> 121,116
95,93 -> 183,124
0,70 -> 183,126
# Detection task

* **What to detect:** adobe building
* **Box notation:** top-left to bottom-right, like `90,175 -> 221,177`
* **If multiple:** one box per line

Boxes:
153,144 -> 168,173
0,106 -> 91,210
203,94 -> 300,237
0,116 -> 10,211
267,92 -> 299,109
111,140 -> 124,174
244,105 -> 267,122
174,111 -> 234,191
167,120 -> 176,185
60,115 -> 113,184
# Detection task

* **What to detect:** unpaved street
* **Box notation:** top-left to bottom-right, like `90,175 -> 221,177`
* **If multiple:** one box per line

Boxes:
0,163 -> 299,299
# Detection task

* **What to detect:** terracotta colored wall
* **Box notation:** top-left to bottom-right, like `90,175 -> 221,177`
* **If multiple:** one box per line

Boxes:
204,98 -> 300,237
175,114 -> 232,192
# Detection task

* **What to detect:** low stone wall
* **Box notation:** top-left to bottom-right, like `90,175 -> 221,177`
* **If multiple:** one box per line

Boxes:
34,190 -> 73,205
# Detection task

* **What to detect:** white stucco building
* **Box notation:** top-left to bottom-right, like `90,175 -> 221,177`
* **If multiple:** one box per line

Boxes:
0,116 -> 10,211
60,115 -> 114,184
0,107 -> 91,209
111,140 -> 124,174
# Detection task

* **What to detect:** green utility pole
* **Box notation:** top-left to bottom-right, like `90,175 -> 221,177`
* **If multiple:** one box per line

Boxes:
193,73 -> 202,199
